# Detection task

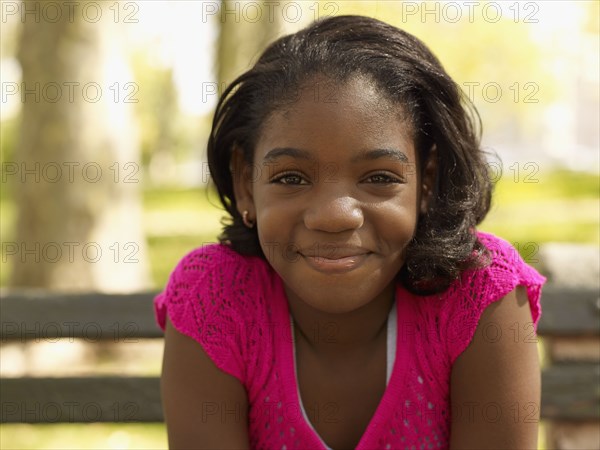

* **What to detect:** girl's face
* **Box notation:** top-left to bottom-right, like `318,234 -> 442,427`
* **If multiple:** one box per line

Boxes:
233,74 -> 436,314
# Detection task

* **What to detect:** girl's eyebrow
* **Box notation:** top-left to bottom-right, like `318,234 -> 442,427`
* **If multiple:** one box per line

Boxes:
262,147 -> 409,164
262,147 -> 314,163
351,148 -> 409,163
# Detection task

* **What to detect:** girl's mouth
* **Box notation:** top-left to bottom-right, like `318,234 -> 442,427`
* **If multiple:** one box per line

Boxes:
300,253 -> 370,274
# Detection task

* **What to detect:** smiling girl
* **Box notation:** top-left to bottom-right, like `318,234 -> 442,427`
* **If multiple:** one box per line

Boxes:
155,15 -> 545,450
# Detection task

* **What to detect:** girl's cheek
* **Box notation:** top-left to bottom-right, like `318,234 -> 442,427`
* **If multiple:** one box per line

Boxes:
256,201 -> 298,235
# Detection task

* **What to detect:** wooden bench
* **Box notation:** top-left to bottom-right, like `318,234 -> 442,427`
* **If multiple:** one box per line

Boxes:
1,286 -> 599,447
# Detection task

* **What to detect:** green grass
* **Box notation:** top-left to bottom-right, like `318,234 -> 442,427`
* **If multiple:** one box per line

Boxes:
0,423 -> 167,450
480,198 -> 599,243
142,186 -> 225,288
492,168 -> 599,203
477,169 -> 599,264
142,186 -> 224,212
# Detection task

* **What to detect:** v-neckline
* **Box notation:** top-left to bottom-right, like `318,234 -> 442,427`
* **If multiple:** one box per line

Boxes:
290,299 -> 397,450
274,276 -> 412,450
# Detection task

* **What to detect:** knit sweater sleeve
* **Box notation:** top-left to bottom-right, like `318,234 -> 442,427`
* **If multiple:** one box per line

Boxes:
445,231 -> 547,366
153,243 -> 249,384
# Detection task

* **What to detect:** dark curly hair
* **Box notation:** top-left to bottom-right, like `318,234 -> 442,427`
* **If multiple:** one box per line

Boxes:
207,15 -> 494,295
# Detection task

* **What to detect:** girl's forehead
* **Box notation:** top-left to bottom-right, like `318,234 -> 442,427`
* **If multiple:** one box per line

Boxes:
256,74 -> 415,161
291,73 -> 398,116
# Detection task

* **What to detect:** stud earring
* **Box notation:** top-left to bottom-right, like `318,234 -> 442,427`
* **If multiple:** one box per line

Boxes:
242,210 -> 255,228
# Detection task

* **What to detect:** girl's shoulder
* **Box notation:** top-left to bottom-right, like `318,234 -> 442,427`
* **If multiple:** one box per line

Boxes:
435,230 -> 547,365
153,242 -> 274,383
167,241 -> 260,276
471,230 -> 545,290
160,242 -> 272,294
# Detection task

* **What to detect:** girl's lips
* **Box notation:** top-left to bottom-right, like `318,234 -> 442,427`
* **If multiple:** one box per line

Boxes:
301,253 -> 370,274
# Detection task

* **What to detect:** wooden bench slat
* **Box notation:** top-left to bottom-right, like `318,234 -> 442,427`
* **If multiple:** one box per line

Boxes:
0,291 -> 163,340
2,364 -> 598,423
1,377 -> 163,423
1,286 -> 598,340
541,363 -> 600,421
536,286 -> 599,336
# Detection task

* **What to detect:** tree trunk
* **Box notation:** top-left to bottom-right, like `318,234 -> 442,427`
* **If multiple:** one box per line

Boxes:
10,0 -> 150,292
217,0 -> 311,88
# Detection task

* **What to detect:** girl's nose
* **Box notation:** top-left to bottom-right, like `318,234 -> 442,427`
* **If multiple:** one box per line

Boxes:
303,191 -> 364,233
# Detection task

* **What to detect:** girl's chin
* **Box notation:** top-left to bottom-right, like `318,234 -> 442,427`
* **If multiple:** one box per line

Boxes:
291,288 -> 375,315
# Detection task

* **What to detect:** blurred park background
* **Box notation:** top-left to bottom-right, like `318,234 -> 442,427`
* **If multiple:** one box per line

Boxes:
0,0 -> 598,448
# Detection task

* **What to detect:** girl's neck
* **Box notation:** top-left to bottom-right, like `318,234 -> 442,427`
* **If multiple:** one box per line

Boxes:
286,282 -> 396,362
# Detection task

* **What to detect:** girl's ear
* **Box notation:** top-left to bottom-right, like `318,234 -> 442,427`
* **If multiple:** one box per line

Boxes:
420,144 -> 438,215
230,145 -> 256,219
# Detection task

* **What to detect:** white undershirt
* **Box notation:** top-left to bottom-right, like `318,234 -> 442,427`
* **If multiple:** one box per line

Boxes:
290,301 -> 398,449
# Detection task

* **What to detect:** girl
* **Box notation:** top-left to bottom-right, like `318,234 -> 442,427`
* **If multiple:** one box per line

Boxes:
155,15 -> 545,450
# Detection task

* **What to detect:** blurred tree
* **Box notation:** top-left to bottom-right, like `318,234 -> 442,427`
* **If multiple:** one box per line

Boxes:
584,1 -> 599,35
217,0 -> 312,88
130,55 -> 179,167
10,0 -> 150,292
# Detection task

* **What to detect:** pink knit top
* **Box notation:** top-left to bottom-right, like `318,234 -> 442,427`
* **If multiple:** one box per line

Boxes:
154,230 -> 546,449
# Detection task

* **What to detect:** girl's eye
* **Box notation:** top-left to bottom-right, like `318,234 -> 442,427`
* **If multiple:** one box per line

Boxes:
270,172 -> 307,185
365,173 -> 403,184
